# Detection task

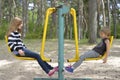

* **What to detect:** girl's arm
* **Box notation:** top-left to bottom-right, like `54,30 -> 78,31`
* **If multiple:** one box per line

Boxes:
8,38 -> 23,51
103,39 -> 110,63
8,37 -> 25,56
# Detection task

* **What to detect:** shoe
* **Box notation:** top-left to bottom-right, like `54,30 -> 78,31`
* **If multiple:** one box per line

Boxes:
48,69 -> 55,76
48,67 -> 58,76
65,65 -> 74,73
53,66 -> 59,72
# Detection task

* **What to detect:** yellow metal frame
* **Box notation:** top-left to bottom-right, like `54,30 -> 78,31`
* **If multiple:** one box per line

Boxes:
40,8 -> 56,62
67,8 -> 79,62
5,7 -> 113,62
5,36 -> 35,60
85,36 -> 114,61
5,8 -> 56,61
40,8 -> 79,62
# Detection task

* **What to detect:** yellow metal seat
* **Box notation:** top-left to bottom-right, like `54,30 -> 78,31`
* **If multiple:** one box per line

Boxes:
85,36 -> 114,61
5,35 -> 35,60
5,8 -> 56,61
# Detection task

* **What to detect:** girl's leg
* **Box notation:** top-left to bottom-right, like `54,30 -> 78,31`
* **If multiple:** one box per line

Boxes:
44,62 -> 53,70
72,50 -> 100,70
22,48 -> 53,74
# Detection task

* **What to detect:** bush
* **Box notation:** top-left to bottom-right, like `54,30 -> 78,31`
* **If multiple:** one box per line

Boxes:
0,21 -> 8,39
111,22 -> 120,39
25,20 -> 43,39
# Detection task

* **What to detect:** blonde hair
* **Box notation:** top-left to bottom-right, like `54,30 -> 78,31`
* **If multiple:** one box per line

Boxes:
7,17 -> 22,36
100,27 -> 111,37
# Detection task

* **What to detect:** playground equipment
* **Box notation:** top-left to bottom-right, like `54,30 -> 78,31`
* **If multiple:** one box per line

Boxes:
85,36 -> 114,61
5,6 -> 79,62
40,7 -> 79,62
5,3 -> 113,80
5,35 -> 35,60
34,4 -> 91,80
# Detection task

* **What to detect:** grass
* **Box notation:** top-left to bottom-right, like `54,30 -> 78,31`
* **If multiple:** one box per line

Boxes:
0,38 -> 101,47
0,38 -> 93,54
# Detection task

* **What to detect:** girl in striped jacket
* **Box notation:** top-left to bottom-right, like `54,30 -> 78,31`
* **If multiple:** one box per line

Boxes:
7,17 -> 58,76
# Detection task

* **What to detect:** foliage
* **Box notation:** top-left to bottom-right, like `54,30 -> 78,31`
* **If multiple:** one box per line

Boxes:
25,20 -> 43,39
0,0 -> 120,41
0,20 -> 9,39
111,22 -> 120,38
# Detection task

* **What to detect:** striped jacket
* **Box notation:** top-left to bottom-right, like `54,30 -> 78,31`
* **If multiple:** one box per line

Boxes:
8,31 -> 26,52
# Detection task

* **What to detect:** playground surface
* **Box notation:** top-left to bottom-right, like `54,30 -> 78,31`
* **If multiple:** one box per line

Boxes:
0,39 -> 120,80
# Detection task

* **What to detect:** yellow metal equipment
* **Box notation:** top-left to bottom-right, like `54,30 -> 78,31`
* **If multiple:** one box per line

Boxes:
85,36 -> 114,61
40,8 -> 79,62
5,35 -> 35,60
67,8 -> 79,62
40,8 -> 56,62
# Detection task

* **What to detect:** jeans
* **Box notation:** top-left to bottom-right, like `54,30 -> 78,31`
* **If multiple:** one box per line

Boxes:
15,48 -> 53,74
72,50 -> 100,70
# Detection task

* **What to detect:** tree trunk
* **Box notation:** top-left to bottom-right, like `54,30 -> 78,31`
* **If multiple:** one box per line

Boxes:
107,0 -> 111,28
34,0 -> 41,32
112,0 -> 117,38
8,0 -> 13,22
97,0 -> 101,37
22,0 -> 28,38
13,0 -> 16,17
70,23 -> 73,39
78,0 -> 83,40
42,0 -> 47,26
64,15 -> 69,39
88,0 -> 97,44
0,0 -> 2,26
101,0 -> 106,27
51,0 -> 57,38
70,1 -> 73,39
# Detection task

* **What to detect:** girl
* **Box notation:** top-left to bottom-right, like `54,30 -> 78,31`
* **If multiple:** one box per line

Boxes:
65,27 -> 111,73
7,17 -> 58,76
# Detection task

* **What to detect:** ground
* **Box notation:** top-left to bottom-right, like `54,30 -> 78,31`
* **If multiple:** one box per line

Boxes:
0,39 -> 120,80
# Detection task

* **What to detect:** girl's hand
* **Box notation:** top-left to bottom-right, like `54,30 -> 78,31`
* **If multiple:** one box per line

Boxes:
18,49 -> 25,56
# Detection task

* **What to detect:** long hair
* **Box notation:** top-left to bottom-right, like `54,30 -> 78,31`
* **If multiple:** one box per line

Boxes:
7,17 -> 22,36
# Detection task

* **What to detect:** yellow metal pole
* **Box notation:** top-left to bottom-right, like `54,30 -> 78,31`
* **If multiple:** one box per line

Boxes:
67,8 -> 79,62
40,8 -> 56,62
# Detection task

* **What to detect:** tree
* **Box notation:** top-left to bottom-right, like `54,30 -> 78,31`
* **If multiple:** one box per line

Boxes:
22,0 -> 28,38
107,0 -> 111,28
88,0 -> 97,44
8,0 -> 13,21
0,0 -> 119,39
0,0 -> 2,26
101,0 -> 106,27
33,0 -> 42,32
50,0 -> 57,38
64,0 -> 70,39
97,0 -> 101,37
112,0 -> 117,38
78,0 -> 83,40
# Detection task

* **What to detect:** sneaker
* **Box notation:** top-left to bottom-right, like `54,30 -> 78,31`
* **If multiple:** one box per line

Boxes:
54,66 -> 64,72
65,65 -> 74,73
53,66 -> 59,72
48,69 -> 55,76
48,67 -> 58,76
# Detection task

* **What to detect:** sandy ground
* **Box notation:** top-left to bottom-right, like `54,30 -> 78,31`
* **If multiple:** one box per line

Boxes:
0,39 -> 120,80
